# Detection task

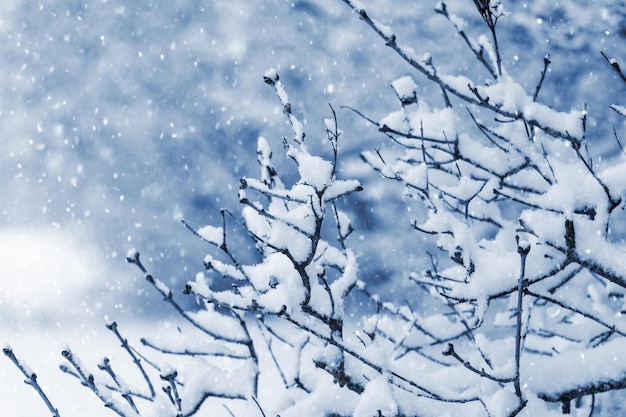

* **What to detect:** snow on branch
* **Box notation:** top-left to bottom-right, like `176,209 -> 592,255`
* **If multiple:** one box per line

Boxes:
343,1 -> 626,415
339,0 -> 585,142
3,346 -> 61,417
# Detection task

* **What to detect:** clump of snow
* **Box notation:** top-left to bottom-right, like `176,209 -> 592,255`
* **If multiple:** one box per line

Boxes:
380,102 -> 457,140
197,224 -> 224,247
203,254 -> 244,280
159,363 -> 178,380
482,388 -> 523,417
289,148 -> 333,190
277,373 -> 358,417
479,78 -> 584,138
330,249 -> 358,307
187,305 -> 250,343
439,73 -> 475,96
573,218 -> 626,288
263,67 -> 279,84
391,75 -> 418,105
371,18 -> 394,40
264,67 -> 308,143
336,209 -> 352,237
324,179 -> 362,201
243,252 -> 306,313
524,337 -> 626,399
599,159 -> 626,197
525,159 -> 606,219
354,376 -> 398,417
477,34 -> 498,73
257,136 -> 272,159
126,248 -> 139,261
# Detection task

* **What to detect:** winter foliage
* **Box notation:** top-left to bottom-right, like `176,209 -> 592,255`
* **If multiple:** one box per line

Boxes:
5,1 -> 626,416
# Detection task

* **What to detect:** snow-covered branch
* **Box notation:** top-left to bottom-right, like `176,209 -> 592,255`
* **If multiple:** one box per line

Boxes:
344,1 -> 626,415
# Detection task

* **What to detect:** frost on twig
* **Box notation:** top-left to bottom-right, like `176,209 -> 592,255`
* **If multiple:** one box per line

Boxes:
3,346 -> 61,417
61,347 -> 139,417
58,317 -> 250,416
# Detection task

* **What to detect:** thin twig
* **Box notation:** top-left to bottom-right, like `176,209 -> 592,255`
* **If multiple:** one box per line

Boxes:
3,346 -> 61,417
514,237 -> 531,399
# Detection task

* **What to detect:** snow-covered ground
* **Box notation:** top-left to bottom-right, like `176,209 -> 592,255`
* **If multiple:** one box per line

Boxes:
2,1 -> 626,415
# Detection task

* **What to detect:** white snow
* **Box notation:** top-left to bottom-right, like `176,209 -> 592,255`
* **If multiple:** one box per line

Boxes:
126,248 -> 139,262
354,376 -> 398,417
197,225 -> 224,247
479,78 -> 584,138
324,179 -> 362,201
524,337 -> 626,398
293,150 -> 333,190
391,75 -> 417,95
263,67 -> 279,83
329,249 -> 358,305
203,254 -> 245,281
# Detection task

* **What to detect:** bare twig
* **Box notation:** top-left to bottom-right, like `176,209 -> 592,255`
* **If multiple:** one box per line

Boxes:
442,343 -> 513,383
533,54 -> 551,101
514,237 -> 531,399
601,51 -> 626,83
106,321 -> 156,399
3,346 -> 61,417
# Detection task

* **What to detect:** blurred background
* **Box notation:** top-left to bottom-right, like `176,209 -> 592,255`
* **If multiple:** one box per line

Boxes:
1,0 -> 626,414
